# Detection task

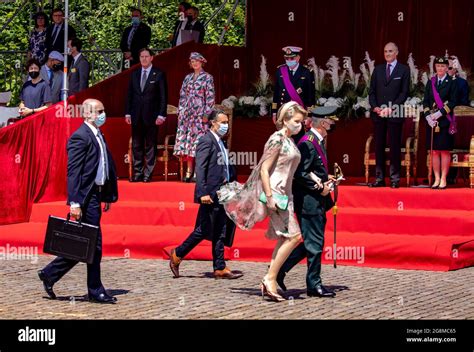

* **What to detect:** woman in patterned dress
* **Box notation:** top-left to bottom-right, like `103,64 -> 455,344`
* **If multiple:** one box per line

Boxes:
218,101 -> 306,302
28,12 -> 49,65
173,52 -> 215,182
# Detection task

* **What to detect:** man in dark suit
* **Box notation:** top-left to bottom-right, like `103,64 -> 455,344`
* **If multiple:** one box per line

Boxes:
120,8 -> 152,70
38,98 -> 119,304
125,48 -> 167,182
368,42 -> 410,189
184,6 -> 205,43
272,46 -> 315,143
67,38 -> 90,97
168,110 -> 243,280
45,8 -> 76,56
170,2 -> 192,47
277,107 -> 337,297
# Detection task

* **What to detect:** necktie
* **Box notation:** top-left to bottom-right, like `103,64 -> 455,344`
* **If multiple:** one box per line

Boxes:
97,132 -> 109,181
438,79 -> 442,89
127,26 -> 137,50
386,64 -> 391,81
140,70 -> 147,91
218,139 -> 230,182
49,70 -> 53,88
52,25 -> 60,45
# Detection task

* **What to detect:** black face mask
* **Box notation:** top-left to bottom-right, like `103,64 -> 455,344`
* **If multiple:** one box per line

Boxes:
52,63 -> 62,71
29,71 -> 40,79
187,15 -> 193,22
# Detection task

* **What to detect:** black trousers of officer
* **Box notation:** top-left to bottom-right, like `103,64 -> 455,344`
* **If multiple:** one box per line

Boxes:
42,186 -> 105,297
374,120 -> 403,182
279,209 -> 327,291
175,203 -> 227,271
132,117 -> 157,179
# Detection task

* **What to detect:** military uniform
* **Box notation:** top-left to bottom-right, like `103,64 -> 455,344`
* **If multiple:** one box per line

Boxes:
278,107 -> 337,294
423,60 -> 458,151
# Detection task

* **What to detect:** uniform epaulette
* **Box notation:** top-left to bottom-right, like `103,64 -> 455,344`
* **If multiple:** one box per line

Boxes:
308,134 -> 314,142
277,64 -> 285,68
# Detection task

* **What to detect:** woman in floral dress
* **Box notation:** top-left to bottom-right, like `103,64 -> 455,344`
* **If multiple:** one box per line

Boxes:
28,12 -> 48,65
173,52 -> 215,182
218,101 -> 306,302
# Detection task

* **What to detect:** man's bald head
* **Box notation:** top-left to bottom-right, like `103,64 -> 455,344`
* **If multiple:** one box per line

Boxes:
82,99 -> 105,123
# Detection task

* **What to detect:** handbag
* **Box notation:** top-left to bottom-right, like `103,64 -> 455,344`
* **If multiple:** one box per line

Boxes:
259,192 -> 289,211
43,214 -> 99,264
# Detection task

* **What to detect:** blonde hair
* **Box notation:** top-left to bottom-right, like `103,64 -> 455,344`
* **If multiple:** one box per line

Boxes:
275,101 -> 307,130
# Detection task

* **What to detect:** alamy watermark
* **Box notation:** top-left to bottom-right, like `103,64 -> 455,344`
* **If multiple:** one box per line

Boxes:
0,244 -> 39,264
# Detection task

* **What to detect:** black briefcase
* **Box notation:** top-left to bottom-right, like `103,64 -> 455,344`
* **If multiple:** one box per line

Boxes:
43,214 -> 99,264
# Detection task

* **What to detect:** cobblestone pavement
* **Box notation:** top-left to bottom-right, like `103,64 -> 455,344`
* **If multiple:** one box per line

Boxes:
1,256 -> 473,320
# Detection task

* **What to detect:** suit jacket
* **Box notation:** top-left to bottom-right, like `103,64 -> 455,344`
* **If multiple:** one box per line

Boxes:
45,23 -> 76,55
194,131 -> 236,204
423,75 -> 458,128
368,62 -> 410,123
68,54 -> 90,96
125,66 -> 168,125
293,130 -> 334,216
67,122 -> 118,207
454,76 -> 470,106
185,20 -> 205,43
40,65 -> 63,104
272,64 -> 315,114
120,23 -> 152,64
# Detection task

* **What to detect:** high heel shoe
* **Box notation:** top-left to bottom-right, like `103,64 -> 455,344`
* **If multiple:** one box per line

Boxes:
260,279 -> 286,302
431,181 -> 440,189
183,171 -> 192,183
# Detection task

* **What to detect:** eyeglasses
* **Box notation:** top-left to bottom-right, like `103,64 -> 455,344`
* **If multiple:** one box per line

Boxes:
448,67 -> 454,70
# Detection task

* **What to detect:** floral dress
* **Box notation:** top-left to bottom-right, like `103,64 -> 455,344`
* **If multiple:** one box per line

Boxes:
173,70 -> 215,158
29,29 -> 47,65
218,130 -> 301,240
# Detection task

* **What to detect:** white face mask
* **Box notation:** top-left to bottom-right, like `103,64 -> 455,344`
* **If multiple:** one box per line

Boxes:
286,121 -> 302,135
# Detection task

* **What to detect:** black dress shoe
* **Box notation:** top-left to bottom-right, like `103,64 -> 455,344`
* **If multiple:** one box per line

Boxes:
307,285 -> 336,298
368,180 -> 386,188
38,270 -> 56,299
276,272 -> 287,292
390,181 -> 400,189
143,177 -> 151,183
130,176 -> 143,182
89,293 -> 117,304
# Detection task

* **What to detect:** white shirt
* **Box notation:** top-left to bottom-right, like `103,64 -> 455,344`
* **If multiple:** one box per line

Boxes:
437,74 -> 447,85
310,127 -> 324,143
210,130 -> 230,180
72,52 -> 82,66
386,60 -> 397,76
84,121 -> 107,186
176,19 -> 188,46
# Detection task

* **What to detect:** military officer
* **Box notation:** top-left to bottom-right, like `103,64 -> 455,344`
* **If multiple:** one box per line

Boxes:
272,46 -> 315,143
276,106 -> 338,298
423,56 -> 458,190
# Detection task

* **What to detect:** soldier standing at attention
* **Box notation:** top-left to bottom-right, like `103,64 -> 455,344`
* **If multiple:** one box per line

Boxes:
272,46 -> 315,143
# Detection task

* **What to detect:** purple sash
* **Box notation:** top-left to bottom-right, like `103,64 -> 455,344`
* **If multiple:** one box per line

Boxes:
430,77 -> 457,134
298,134 -> 328,172
280,66 -> 305,107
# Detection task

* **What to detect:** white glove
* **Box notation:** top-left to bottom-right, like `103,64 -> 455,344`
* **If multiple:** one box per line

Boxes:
425,115 -> 436,128
431,111 -> 442,120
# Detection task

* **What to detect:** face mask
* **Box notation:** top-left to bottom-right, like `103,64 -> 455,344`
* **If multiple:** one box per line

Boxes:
132,16 -> 140,26
52,63 -> 62,71
95,112 -> 106,128
287,122 -> 302,135
29,71 -> 40,79
217,123 -> 229,136
67,47 -> 72,55
286,60 -> 297,69
187,15 -> 193,22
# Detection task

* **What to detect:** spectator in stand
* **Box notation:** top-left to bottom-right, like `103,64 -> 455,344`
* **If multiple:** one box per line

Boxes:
18,59 -> 52,118
39,51 -> 64,104
185,6 -> 205,43
120,8 -> 152,70
28,12 -> 49,65
45,8 -> 76,56
170,2 -> 192,47
68,37 -> 90,97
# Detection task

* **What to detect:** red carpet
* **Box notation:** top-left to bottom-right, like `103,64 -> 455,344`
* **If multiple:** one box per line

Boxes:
1,181 -> 473,271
